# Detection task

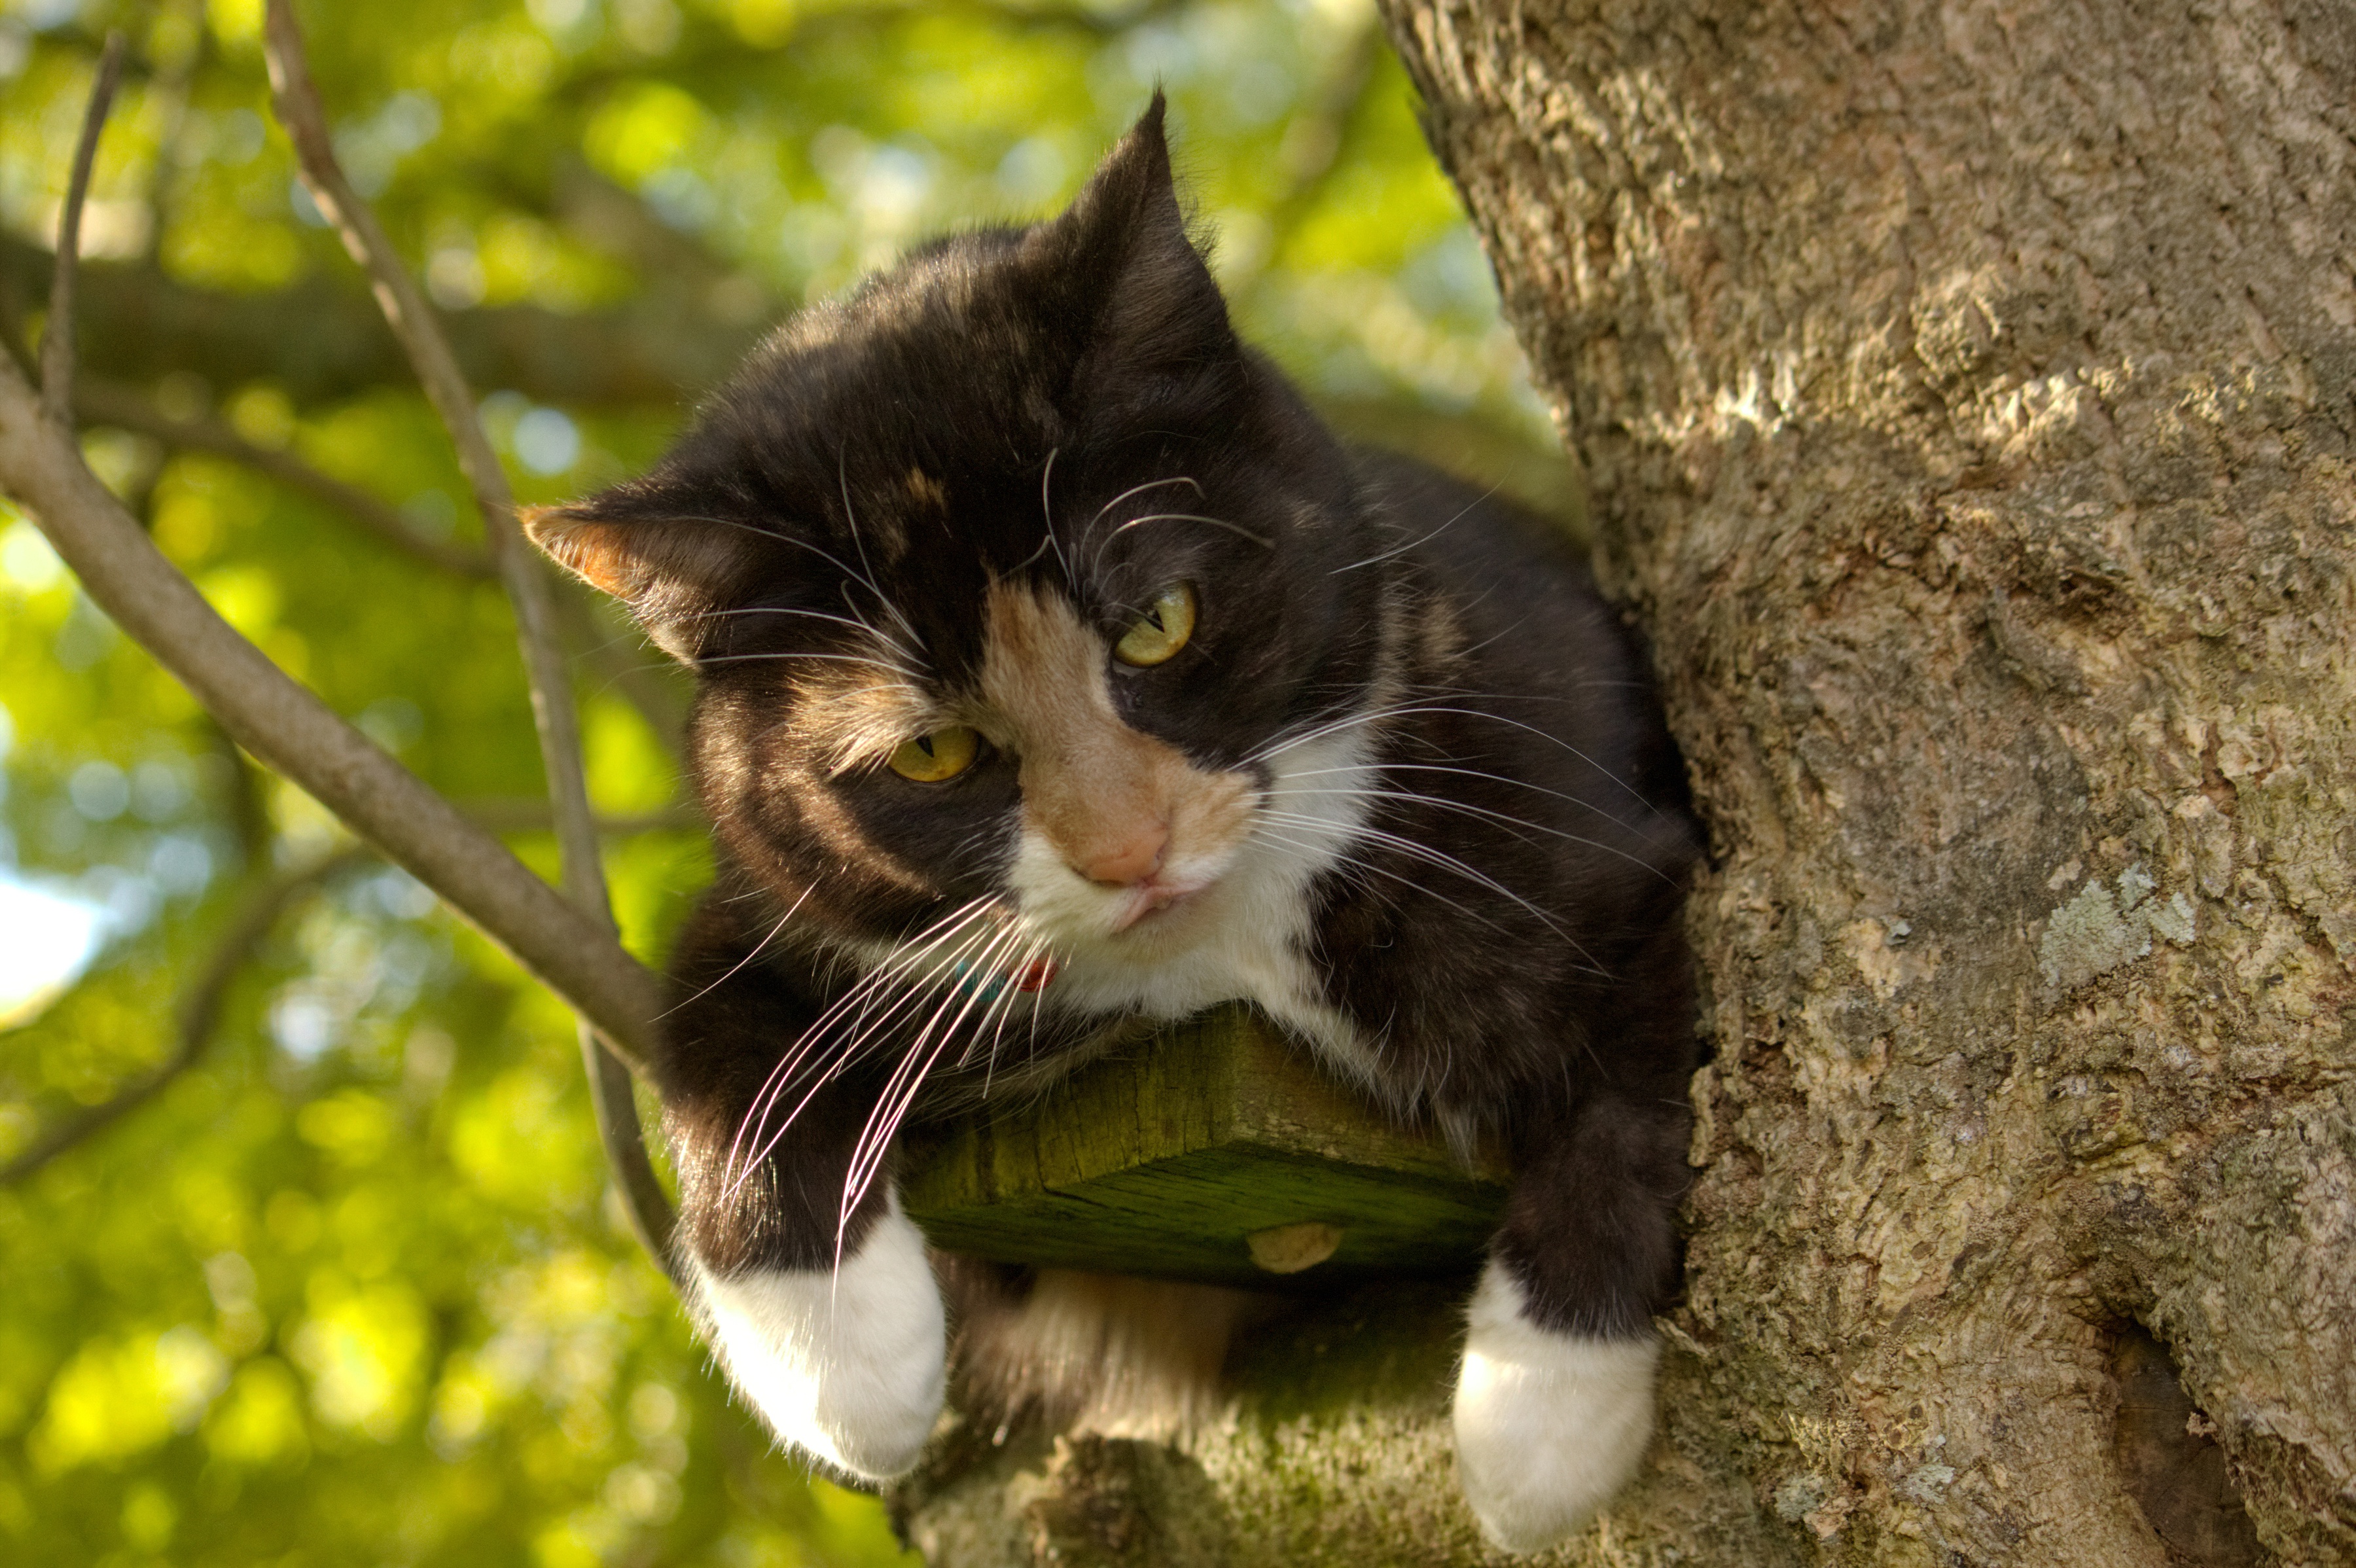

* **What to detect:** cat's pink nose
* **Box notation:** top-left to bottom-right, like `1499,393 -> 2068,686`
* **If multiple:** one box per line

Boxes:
1074,823 -> 1168,887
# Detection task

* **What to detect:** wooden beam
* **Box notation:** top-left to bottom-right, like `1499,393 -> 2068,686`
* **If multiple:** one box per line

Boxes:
901,1007 -> 1508,1286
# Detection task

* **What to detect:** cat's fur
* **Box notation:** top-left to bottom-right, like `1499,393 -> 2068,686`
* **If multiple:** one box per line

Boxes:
529,98 -> 1700,1553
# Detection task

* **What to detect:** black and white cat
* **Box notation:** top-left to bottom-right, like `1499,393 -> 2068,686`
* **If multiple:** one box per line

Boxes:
529,98 -> 1699,1553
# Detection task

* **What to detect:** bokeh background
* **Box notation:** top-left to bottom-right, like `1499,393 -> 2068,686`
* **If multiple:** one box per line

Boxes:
0,0 -> 1566,1561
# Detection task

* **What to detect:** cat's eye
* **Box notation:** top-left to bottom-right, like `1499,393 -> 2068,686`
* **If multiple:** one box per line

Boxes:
887,726 -> 979,783
1114,582 -> 1196,668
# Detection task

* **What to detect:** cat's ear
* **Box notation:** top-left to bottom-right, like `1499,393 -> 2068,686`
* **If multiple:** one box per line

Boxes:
523,499 -> 755,663
1036,91 -> 1234,376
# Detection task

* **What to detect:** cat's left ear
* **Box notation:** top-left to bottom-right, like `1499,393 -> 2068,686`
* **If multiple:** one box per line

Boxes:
1033,92 -> 1235,378
523,497 -> 757,663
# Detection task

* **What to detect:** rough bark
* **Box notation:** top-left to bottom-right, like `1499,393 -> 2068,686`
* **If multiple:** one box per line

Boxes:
895,2 -> 2355,1563
1380,0 -> 2356,1561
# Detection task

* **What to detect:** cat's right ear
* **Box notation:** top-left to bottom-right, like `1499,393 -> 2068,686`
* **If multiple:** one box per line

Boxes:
523,503 -> 754,664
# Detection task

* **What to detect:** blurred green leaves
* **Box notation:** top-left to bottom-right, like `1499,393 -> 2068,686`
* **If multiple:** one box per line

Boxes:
0,0 -> 1563,1561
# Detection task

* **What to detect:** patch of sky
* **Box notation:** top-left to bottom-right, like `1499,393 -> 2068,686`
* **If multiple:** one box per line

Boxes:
79,864 -> 160,938
290,177 -> 329,228
335,92 -> 443,198
512,408 -> 580,476
643,166 -> 717,232
208,108 -> 267,166
1226,58 -> 1295,127
1400,228 -> 1502,324
527,0 -> 601,48
131,758 -> 194,823
857,145 -> 933,233
270,990 -> 337,1060
149,834 -> 214,899
18,0 -> 79,32
0,874 -> 106,1027
997,137 -> 1067,209
355,866 -> 438,923
68,760 -> 130,823
1122,23 -> 1199,87
2,518 -> 65,594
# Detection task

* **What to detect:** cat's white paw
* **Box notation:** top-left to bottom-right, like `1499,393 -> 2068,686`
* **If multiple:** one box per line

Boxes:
1452,1261 -> 1659,1554
685,1202 -> 946,1480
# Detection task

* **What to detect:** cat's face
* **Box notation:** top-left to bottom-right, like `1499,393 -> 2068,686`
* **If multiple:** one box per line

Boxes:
530,99 -> 1390,969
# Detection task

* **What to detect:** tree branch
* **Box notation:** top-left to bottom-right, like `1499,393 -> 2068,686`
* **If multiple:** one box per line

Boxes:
39,32 -> 125,423
74,378 -> 497,578
264,0 -> 672,1264
0,844 -> 366,1186
0,352 -> 663,1070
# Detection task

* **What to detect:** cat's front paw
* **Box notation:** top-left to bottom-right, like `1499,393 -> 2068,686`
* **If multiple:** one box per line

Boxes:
686,1203 -> 946,1480
1452,1261 -> 1658,1554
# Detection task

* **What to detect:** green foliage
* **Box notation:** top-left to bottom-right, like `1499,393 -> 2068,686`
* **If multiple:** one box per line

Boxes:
0,0 -> 1560,1561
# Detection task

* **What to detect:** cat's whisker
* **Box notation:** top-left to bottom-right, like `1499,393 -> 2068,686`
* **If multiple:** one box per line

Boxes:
835,918 -> 1033,1232
686,603 -> 924,664
1085,475 -> 1202,528
1252,701 -> 1674,824
1327,483 -> 1499,575
1088,510 -> 1272,575
1258,808 -> 1609,971
837,449 -> 927,648
1277,780 -> 1685,885
724,897 -> 1004,1186
1038,446 -> 1073,584
1254,821 -> 1597,959
973,934 -> 1050,1098
694,650 -> 929,681
666,884 -> 813,1025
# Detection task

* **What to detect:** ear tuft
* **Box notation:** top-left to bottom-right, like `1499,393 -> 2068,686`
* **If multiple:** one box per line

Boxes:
524,506 -> 651,599
1035,90 -> 1232,383
521,500 -> 761,663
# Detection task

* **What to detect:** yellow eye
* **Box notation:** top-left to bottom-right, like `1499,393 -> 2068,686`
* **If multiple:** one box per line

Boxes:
1114,582 -> 1196,667
887,726 -> 978,782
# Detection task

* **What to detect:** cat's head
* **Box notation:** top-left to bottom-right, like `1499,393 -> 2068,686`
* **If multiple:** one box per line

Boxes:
528,98 -> 1391,968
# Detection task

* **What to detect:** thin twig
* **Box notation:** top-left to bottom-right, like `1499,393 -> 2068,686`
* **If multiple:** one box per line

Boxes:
0,845 -> 367,1186
75,378 -> 497,579
41,31 -> 126,423
264,0 -> 672,1265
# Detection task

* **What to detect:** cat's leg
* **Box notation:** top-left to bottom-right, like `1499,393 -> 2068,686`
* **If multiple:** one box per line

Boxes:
1453,1091 -> 1687,1552
677,1183 -> 946,1481
658,921 -> 947,1481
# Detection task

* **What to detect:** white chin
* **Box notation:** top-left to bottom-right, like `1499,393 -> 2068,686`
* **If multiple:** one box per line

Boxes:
1452,1261 -> 1659,1554
683,1202 -> 946,1481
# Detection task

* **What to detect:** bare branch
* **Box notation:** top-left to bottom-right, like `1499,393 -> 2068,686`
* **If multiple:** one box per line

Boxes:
41,32 -> 126,423
75,378 -> 497,579
265,0 -> 669,1257
1,845 -> 367,1186
0,353 -> 662,1071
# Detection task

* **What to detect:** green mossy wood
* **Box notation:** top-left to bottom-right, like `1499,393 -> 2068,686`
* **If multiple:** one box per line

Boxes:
900,1006 -> 1511,1285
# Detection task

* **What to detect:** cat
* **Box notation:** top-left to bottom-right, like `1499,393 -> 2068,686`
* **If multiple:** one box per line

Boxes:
526,96 -> 1701,1554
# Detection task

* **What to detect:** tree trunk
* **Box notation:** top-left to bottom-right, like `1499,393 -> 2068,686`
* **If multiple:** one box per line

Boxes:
893,3 -> 2356,1561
